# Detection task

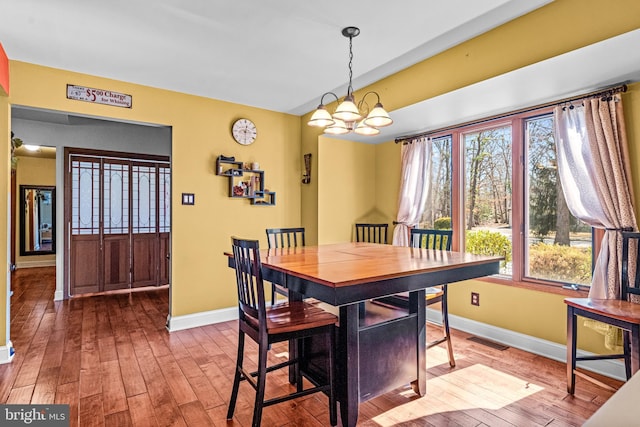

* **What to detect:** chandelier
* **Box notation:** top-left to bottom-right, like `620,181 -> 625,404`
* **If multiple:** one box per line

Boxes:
307,26 -> 393,136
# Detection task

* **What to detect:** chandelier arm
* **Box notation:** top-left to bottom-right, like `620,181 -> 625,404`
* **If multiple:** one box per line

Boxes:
356,98 -> 370,116
358,91 -> 382,114
361,91 -> 382,104
319,92 -> 340,106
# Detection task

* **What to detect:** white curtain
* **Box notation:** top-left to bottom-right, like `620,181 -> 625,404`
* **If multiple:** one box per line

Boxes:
554,95 -> 637,299
392,137 -> 431,246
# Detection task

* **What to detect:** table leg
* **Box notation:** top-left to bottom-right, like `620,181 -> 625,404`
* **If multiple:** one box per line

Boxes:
410,289 -> 426,396
338,303 -> 359,427
631,325 -> 640,376
567,307 -> 577,394
288,286 -> 303,385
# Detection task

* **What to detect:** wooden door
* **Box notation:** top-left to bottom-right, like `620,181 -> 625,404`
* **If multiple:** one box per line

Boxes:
69,157 -> 102,294
158,165 -> 171,285
132,162 -> 157,287
68,151 -> 170,296
103,160 -> 130,291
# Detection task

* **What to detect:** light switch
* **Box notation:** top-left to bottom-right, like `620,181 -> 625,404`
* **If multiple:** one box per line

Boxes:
182,193 -> 195,205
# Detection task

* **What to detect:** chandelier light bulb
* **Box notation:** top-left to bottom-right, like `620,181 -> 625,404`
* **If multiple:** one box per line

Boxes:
363,103 -> 393,128
354,120 -> 380,136
324,119 -> 349,135
308,105 -> 335,127
333,95 -> 362,122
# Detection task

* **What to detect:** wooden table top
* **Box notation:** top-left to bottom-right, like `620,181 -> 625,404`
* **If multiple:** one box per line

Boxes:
260,242 -> 503,288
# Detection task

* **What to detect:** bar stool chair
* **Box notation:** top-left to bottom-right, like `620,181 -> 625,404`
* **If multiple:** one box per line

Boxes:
375,228 -> 455,367
410,228 -> 455,367
565,231 -> 640,394
355,223 -> 388,244
265,227 -> 305,304
227,237 -> 337,427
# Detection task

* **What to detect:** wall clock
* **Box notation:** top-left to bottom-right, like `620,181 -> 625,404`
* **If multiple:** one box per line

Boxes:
231,118 -> 257,145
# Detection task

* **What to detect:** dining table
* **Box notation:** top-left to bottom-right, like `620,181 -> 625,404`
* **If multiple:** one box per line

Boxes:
226,242 -> 502,427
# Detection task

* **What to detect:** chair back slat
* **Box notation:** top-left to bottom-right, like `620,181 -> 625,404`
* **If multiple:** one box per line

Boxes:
355,223 -> 388,244
622,231 -> 640,300
410,228 -> 452,250
266,227 -> 306,248
231,237 -> 265,322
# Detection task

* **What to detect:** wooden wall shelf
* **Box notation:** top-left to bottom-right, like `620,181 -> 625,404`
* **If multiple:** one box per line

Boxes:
216,156 -> 276,206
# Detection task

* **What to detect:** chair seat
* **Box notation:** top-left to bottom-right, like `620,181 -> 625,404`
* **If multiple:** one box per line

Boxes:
565,298 -> 640,324
246,301 -> 338,335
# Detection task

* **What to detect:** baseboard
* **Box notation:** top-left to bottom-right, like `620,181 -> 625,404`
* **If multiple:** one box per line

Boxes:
166,307 -> 238,332
54,289 -> 64,301
16,260 -> 56,269
426,308 -> 626,381
0,341 -> 15,364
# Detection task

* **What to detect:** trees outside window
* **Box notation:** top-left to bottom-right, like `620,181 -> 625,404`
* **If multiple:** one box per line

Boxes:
421,109 -> 594,287
525,115 -> 592,285
420,136 -> 452,229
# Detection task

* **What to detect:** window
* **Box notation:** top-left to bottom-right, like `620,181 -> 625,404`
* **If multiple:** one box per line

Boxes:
464,125 -> 512,275
420,136 -> 452,229
524,115 -> 592,286
422,109 -> 595,288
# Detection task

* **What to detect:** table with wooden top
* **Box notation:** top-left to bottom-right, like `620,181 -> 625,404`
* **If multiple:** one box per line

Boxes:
227,242 -> 502,427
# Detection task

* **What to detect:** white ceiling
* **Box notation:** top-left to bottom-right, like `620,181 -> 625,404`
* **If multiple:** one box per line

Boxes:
2,0 -> 550,113
3,0 -> 639,145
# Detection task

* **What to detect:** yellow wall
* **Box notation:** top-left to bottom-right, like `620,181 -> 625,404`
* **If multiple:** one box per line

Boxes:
317,136 -> 377,243
1,61 -> 302,337
310,0 -> 640,356
14,156 -> 56,266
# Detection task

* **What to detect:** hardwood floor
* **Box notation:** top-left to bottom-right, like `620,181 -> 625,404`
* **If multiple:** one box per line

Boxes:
2,267 -> 622,426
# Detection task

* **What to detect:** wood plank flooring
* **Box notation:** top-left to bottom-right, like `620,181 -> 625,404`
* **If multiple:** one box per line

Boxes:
2,267 -> 623,426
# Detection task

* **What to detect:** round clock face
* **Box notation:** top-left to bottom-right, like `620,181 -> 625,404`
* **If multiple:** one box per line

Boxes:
231,119 -> 257,145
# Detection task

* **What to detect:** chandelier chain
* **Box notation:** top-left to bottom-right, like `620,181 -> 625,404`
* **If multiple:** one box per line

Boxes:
347,35 -> 354,97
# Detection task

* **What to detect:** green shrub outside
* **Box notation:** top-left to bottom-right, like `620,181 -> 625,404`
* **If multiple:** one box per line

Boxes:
441,227 -> 590,285
528,242 -> 591,285
433,217 -> 451,230
465,230 -> 512,268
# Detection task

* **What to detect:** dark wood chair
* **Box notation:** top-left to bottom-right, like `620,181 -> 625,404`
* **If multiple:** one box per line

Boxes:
411,228 -> 455,367
376,228 -> 455,367
565,231 -> 640,394
227,237 -> 337,427
265,227 -> 305,304
355,223 -> 388,244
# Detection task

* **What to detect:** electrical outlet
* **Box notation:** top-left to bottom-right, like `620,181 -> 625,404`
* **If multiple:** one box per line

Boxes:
471,292 -> 480,306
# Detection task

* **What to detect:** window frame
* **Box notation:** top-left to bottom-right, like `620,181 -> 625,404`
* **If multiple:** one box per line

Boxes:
426,106 -> 597,296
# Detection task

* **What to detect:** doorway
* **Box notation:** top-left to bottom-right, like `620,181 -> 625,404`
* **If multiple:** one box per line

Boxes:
66,149 -> 170,296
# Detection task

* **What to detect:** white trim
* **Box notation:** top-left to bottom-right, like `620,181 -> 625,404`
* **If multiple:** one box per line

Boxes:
0,340 -> 15,364
166,307 -> 238,332
15,260 -> 56,269
54,289 -> 64,301
427,308 -> 626,381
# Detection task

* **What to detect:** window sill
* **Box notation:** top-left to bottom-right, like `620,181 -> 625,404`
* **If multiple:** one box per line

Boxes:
479,275 -> 590,297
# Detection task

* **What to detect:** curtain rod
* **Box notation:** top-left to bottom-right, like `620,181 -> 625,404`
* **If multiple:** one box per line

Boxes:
394,83 -> 628,144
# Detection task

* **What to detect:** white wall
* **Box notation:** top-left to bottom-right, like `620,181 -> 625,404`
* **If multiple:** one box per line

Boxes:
11,115 -> 171,156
